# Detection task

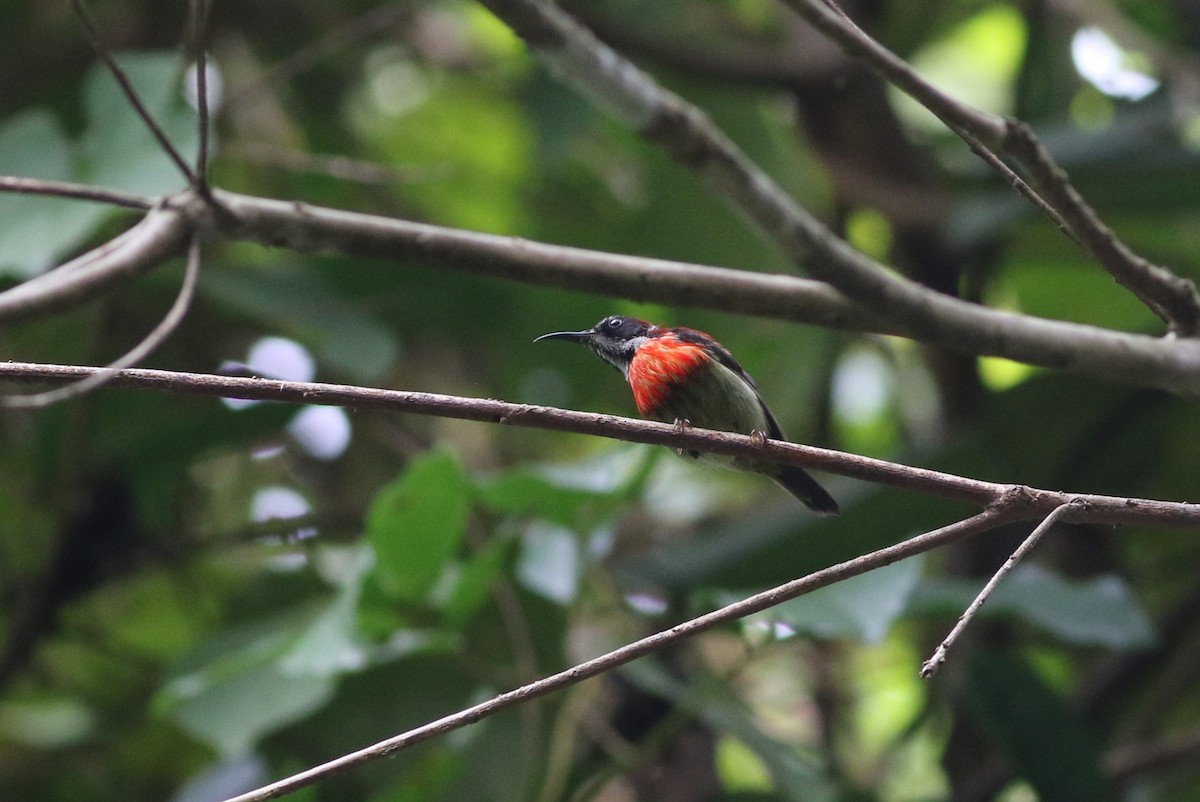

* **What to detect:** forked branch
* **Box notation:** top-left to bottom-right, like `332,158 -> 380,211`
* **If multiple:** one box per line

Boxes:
219,510 -> 1013,802
920,502 -> 1075,678
780,0 -> 1200,335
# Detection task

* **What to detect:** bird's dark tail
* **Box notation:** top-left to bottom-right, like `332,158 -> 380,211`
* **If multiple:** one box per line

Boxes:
774,464 -> 839,514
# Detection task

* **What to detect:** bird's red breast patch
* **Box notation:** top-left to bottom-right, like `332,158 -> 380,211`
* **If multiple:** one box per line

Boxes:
626,332 -> 710,417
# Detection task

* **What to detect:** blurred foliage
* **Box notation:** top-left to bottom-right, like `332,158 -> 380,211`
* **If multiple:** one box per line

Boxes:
0,1 -> 1199,801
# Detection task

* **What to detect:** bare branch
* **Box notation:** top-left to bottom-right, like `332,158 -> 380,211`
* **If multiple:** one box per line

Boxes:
920,502 -> 1075,678
0,201 -> 191,325
0,176 -> 154,209
1,361 -> 1198,529
212,192 -> 1200,397
779,0 -> 1200,335
951,126 -> 1079,246
7,189 -> 1200,395
188,0 -> 215,195
2,236 -> 201,408
1001,122 -> 1200,334
220,509 -> 1014,802
469,0 -> 1200,389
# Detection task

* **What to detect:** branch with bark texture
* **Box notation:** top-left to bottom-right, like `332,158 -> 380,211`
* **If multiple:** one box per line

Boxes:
920,502 -> 1073,678
2,360 -> 1199,529
779,0 -> 1200,336
471,0 -> 1200,388
220,510 -> 1013,802
5,187 -> 1200,395
2,362 -> 1194,800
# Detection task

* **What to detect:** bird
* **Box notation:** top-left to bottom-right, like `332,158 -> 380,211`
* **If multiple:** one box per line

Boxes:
535,315 -> 838,514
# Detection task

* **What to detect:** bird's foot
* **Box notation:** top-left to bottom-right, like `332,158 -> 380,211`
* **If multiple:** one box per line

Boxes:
750,429 -> 770,450
673,418 -> 691,457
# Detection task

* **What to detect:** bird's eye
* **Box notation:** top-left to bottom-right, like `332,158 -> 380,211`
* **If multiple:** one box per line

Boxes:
606,317 -> 623,330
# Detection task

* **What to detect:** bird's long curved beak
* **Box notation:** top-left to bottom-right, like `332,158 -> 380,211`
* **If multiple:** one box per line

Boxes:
534,329 -> 592,344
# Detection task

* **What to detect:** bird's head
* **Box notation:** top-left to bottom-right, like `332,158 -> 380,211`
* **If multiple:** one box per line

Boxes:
535,315 -> 654,374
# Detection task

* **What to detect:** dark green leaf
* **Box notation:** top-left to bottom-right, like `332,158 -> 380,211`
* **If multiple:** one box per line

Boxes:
366,449 -> 471,602
763,556 -> 924,643
966,651 -> 1114,801
0,110 -> 108,276
910,565 -> 1154,648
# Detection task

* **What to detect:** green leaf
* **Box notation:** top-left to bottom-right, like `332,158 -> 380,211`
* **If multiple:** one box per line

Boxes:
476,448 -> 654,531
442,535 -> 516,625
966,651 -> 1114,801
159,603 -> 335,756
478,469 -> 611,528
366,449 -> 471,602
78,51 -> 199,195
0,110 -> 109,276
909,564 -> 1154,648
757,556 -> 924,644
277,546 -> 374,677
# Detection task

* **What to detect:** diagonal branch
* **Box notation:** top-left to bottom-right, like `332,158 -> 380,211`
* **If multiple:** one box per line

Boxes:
220,508 -> 1015,802
920,501 -> 1075,678
1,361 -> 1199,529
469,0 -> 1200,389
0,176 -> 154,209
5,189 -> 1200,394
188,0 -> 215,195
779,0 -> 1200,336
71,0 -> 198,189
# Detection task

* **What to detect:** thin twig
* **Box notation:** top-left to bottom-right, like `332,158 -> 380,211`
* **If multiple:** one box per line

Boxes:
2,361 -> 1200,529
919,502 -> 1076,678
223,143 -> 451,186
189,0 -> 214,195
71,0 -> 198,187
220,509 -> 1014,802
950,125 -> 1079,246
0,176 -> 154,209
2,235 -> 202,408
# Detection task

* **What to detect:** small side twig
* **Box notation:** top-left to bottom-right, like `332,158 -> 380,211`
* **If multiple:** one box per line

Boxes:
0,176 -> 153,209
188,0 -> 215,195
2,235 -> 202,408
71,0 -> 198,188
920,502 -> 1075,678
950,125 -> 1080,246
0,201 -> 192,325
